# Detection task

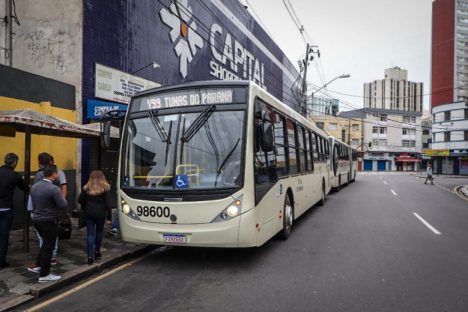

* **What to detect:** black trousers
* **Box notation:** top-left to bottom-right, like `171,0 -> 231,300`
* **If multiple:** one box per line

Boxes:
33,221 -> 58,277
0,210 -> 13,266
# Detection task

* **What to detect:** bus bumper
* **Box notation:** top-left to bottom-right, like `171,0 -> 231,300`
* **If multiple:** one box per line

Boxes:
119,208 -> 257,248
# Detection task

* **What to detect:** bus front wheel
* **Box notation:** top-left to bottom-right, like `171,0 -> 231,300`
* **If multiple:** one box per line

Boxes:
280,194 -> 293,240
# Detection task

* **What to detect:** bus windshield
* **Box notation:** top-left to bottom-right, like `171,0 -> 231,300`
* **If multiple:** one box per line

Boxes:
122,109 -> 245,190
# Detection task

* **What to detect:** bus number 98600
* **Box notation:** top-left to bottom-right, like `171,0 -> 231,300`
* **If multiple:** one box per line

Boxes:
136,206 -> 170,218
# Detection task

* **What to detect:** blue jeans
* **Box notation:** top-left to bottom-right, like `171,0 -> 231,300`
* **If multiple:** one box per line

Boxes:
86,216 -> 105,258
0,210 -> 13,266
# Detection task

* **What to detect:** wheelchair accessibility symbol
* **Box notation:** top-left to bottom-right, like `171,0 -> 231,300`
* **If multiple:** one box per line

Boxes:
175,175 -> 189,189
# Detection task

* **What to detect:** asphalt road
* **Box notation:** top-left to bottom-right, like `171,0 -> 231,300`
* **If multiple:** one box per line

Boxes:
25,173 -> 468,312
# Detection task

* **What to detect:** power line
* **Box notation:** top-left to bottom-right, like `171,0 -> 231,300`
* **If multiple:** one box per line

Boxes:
282,0 -> 307,45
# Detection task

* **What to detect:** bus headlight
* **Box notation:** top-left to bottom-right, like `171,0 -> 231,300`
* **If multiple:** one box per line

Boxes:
121,201 -> 141,221
227,205 -> 240,217
122,204 -> 131,215
211,196 -> 243,223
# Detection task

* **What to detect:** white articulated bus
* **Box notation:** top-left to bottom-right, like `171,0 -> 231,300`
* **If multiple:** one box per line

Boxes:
116,80 -> 331,247
328,137 -> 358,191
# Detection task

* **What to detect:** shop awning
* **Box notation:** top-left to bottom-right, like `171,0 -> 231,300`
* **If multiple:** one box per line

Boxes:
395,157 -> 421,162
0,108 -> 106,253
0,108 -> 100,138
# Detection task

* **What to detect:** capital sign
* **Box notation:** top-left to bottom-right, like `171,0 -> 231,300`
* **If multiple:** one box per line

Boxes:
159,0 -> 204,78
159,1 -> 265,87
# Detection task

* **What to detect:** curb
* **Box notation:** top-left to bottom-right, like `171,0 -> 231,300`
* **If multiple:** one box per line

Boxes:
454,186 -> 468,202
2,245 -> 154,311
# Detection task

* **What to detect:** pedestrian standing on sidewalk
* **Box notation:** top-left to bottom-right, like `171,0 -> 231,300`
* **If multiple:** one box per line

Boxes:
78,170 -> 112,265
424,163 -> 434,185
31,152 -> 66,266
29,164 -> 68,282
0,153 -> 29,269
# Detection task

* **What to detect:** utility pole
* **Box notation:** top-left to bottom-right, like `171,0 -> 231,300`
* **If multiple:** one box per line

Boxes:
347,118 -> 351,145
4,0 -> 13,66
300,43 -> 310,117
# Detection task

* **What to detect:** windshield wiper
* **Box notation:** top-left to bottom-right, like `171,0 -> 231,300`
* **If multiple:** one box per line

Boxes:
214,138 -> 240,187
148,109 -> 170,143
181,105 -> 216,142
164,121 -> 173,166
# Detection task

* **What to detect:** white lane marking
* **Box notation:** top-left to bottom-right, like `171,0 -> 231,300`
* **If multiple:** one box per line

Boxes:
383,181 -> 388,185
413,213 -> 442,235
436,184 -> 455,193
391,189 -> 397,196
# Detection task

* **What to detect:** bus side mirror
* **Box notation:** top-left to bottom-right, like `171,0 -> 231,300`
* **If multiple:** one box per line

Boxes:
101,120 -> 111,150
261,122 -> 274,152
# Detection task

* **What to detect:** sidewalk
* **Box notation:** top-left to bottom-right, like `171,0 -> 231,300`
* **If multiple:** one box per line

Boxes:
0,219 -> 150,311
410,173 -> 468,200
410,173 -> 468,179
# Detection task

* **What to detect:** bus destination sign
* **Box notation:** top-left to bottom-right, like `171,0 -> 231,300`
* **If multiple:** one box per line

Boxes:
131,88 -> 246,112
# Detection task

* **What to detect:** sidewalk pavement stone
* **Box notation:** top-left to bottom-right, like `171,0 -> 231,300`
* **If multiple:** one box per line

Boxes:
0,218 -> 149,311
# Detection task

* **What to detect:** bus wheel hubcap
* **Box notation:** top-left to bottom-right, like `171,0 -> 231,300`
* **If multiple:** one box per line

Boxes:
285,201 -> 293,229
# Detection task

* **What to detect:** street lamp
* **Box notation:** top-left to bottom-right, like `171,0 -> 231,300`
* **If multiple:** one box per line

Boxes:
308,74 -> 350,116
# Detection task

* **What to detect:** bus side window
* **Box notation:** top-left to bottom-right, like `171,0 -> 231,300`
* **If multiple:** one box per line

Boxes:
297,126 -> 306,173
319,137 -> 324,162
307,130 -> 314,172
287,119 -> 298,174
313,132 -> 319,162
254,99 -> 277,185
273,112 -> 288,177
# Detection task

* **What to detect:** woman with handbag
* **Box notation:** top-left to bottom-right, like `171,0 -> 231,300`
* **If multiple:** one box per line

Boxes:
78,170 -> 112,265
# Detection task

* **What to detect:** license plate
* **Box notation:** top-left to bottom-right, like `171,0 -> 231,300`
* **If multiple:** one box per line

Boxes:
163,234 -> 187,244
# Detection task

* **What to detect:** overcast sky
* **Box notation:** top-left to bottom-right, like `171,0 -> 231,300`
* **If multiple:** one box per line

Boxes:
245,0 -> 433,112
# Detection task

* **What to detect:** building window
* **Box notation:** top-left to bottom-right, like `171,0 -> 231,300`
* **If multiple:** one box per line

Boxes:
380,114 -> 387,122
379,139 -> 387,146
402,140 -> 409,147
465,130 -> 468,141
379,127 -> 387,134
352,124 -> 359,131
328,123 -> 337,131
351,139 -> 359,146
444,111 -> 451,121
402,128 -> 408,135
342,129 -> 346,142
465,109 -> 468,119
422,143 -> 429,148
444,131 -> 450,142
372,139 -> 379,146
316,122 -> 324,130
423,129 -> 429,135
403,116 -> 416,124
373,126 -> 378,133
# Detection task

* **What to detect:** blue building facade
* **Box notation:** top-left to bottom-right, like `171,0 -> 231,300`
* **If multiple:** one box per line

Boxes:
81,0 -> 302,182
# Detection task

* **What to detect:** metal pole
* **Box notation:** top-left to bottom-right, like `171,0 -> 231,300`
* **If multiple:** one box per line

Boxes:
347,118 -> 351,145
23,127 -> 31,252
4,0 -> 13,66
301,44 -> 310,117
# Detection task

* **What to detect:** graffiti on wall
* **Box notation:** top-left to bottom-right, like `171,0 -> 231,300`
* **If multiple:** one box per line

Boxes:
19,29 -> 70,74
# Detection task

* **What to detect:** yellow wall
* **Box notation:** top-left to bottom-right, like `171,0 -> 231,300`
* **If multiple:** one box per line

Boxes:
0,96 -> 77,171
